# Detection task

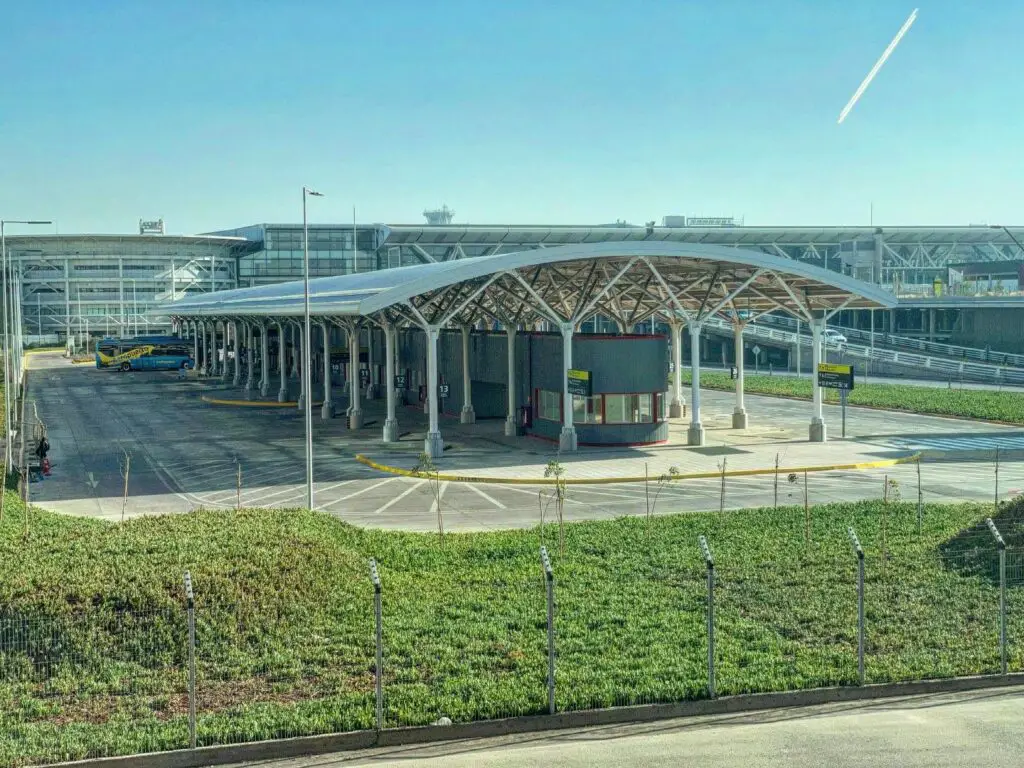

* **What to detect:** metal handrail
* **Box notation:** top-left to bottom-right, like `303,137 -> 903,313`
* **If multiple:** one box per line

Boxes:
753,313 -> 1024,369
702,316 -> 1024,386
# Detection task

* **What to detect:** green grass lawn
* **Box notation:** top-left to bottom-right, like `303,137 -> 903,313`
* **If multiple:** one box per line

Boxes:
680,370 -> 1024,424
1,493 -> 1021,766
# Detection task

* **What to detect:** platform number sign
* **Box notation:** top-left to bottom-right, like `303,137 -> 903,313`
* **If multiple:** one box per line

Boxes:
817,363 -> 854,391
567,369 -> 592,397
438,383 -> 450,399
359,368 -> 370,386
394,373 -> 407,389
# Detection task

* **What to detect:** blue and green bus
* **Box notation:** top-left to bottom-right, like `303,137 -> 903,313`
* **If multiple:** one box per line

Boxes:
96,336 -> 195,371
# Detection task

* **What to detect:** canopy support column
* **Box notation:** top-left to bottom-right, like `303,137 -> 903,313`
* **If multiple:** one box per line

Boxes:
559,323 -> 577,453
383,324 -> 399,442
192,322 -> 199,370
243,322 -> 254,392
296,326 -> 307,411
289,326 -> 299,380
424,326 -> 444,458
365,327 -> 376,400
259,322 -> 270,397
321,322 -> 334,419
460,325 -> 475,424
810,317 -> 827,442
277,321 -> 288,403
732,320 -> 747,429
669,320 -> 685,418
688,322 -> 705,446
349,325 -> 363,429
504,326 -> 518,437
231,321 -> 241,386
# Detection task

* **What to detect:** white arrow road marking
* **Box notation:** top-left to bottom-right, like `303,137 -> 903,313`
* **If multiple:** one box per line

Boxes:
86,472 -> 99,489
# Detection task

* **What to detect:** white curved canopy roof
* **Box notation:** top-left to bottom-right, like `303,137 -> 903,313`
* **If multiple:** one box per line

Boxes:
164,241 -> 895,327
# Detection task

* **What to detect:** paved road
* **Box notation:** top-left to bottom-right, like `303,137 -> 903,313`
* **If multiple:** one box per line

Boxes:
23,353 -> 1024,530
236,687 -> 1024,767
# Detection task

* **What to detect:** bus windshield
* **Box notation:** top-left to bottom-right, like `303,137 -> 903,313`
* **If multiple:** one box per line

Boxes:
95,337 -> 194,372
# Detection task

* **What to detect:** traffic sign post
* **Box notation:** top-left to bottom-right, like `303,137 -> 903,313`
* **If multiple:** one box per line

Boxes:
817,364 -> 854,438
752,345 -> 761,375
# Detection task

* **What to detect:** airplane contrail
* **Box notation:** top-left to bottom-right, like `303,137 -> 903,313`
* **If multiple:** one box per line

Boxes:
838,8 -> 919,125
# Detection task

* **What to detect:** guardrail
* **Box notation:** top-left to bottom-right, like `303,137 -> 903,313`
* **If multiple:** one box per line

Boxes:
754,314 -> 1024,369
701,316 -> 1024,387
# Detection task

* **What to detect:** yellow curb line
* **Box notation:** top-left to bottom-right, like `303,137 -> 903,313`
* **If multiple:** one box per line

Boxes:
354,452 -> 923,486
200,394 -> 325,408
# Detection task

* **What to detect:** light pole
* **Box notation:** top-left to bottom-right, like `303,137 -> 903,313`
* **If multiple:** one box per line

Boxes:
303,186 -> 324,511
1,218 -> 51,474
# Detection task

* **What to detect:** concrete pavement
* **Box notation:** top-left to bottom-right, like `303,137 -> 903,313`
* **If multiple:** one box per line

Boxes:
234,687 -> 1024,767
22,352 -> 1024,530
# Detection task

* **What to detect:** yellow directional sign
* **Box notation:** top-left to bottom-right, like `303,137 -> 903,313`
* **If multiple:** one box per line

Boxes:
567,369 -> 592,397
818,363 -> 852,375
817,363 -> 855,390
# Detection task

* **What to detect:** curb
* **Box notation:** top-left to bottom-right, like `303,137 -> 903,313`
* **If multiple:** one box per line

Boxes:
354,452 -> 922,486
46,673 -> 1024,768
199,395 -> 325,408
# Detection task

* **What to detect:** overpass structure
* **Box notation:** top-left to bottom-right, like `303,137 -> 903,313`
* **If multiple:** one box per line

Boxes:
165,242 -> 893,457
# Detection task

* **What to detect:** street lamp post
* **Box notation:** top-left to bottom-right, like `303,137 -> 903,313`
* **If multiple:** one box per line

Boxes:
1,219 -> 51,474
302,186 -> 324,512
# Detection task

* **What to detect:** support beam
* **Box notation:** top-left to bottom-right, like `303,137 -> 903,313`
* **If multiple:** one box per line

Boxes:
200,321 -> 208,375
810,317 -> 826,442
424,326 -> 443,458
231,320 -> 241,386
296,326 -> 306,411
504,326 -> 518,437
349,325 -> 364,429
321,321 -> 334,419
460,325 -> 475,424
365,327 -> 376,400
669,321 -> 685,418
688,322 -> 705,446
732,321 -> 747,429
559,323 -> 577,452
383,324 -> 399,441
244,321 -> 254,393
259,322 -> 270,397
277,322 -> 288,403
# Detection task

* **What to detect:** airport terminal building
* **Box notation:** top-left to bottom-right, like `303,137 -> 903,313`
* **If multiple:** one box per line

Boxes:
4,219 -> 1024,350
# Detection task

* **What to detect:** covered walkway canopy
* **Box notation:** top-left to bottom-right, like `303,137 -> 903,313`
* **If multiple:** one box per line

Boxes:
165,242 -> 896,455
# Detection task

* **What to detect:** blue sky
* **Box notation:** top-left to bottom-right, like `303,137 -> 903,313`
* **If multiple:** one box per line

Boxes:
1,1 -> 1022,234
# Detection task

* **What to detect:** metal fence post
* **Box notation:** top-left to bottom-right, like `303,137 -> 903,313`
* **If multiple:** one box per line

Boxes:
916,457 -> 923,535
698,535 -> 715,699
369,558 -> 383,730
985,518 -> 1007,675
994,447 -> 1000,513
540,546 -> 555,715
847,528 -> 865,685
183,571 -> 196,750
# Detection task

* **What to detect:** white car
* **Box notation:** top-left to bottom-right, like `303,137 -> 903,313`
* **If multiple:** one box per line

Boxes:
823,328 -> 847,346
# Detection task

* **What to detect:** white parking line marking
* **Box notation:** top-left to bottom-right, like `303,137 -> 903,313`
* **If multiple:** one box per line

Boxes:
465,483 -> 507,509
429,481 -> 450,519
371,480 -> 424,514
318,478 -> 400,510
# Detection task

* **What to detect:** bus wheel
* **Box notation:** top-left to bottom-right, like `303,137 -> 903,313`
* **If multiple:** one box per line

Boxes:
120,362 -> 131,372
182,361 -> 192,370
